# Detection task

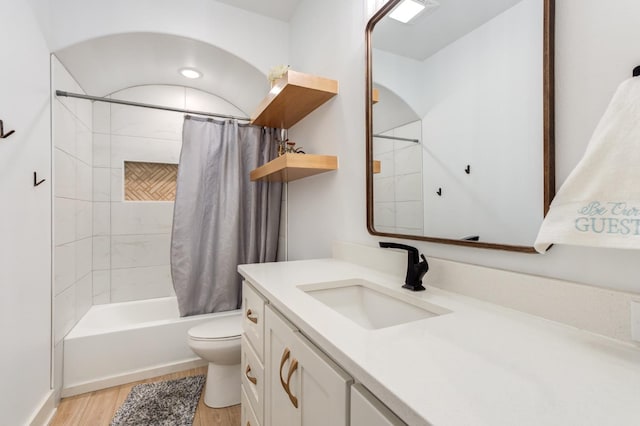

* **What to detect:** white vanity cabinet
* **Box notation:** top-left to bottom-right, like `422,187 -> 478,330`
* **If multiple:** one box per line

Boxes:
241,280 -> 402,426
264,305 -> 352,426
351,383 -> 407,426
241,282 -> 267,426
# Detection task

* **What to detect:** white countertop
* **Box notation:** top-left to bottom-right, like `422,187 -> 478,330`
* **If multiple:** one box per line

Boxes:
238,259 -> 640,426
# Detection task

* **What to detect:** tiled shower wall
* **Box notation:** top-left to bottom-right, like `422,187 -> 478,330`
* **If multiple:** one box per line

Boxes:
91,85 -> 249,304
373,120 -> 424,236
52,56 -> 93,396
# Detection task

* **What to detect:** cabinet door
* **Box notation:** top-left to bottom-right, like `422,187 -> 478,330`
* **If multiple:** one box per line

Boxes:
264,305 -> 352,426
351,383 -> 407,426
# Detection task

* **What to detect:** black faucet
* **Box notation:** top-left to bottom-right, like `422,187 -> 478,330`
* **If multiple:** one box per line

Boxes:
379,242 -> 429,291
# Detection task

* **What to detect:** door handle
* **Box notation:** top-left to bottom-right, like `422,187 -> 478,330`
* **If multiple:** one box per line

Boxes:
245,364 -> 257,385
279,348 -> 299,408
246,308 -> 258,324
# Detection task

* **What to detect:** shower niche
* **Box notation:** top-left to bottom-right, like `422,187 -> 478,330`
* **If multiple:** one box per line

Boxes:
124,161 -> 178,201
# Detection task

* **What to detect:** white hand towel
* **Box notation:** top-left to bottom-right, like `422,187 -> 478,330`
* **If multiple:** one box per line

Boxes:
535,77 -> 640,253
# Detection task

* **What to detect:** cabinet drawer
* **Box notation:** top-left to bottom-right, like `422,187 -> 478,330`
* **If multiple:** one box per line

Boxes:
242,281 -> 266,360
241,385 -> 261,426
241,335 -> 264,424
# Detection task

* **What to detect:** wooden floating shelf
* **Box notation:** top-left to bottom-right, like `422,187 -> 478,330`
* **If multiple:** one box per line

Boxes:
250,154 -> 338,183
251,70 -> 338,129
373,160 -> 381,174
372,88 -> 379,105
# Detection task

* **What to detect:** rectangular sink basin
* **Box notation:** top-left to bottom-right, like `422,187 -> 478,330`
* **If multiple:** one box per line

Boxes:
298,279 -> 450,330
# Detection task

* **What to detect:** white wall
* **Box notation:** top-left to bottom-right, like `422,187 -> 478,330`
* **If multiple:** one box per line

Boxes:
287,0 -> 640,295
0,0 -> 52,424
51,56 -> 94,402
42,0 -> 289,77
371,83 -> 420,135
286,0 -> 370,260
92,85 -> 246,304
372,49 -> 424,118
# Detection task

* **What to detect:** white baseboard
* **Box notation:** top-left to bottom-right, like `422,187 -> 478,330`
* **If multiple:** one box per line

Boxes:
28,390 -> 56,426
61,358 -> 207,398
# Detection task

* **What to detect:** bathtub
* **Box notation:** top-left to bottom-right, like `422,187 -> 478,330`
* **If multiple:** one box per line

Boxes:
62,296 -> 240,397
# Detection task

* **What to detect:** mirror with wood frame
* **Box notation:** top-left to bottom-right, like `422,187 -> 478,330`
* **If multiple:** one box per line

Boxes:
366,0 -> 555,252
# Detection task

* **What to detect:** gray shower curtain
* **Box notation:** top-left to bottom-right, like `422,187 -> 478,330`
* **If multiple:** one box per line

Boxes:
171,115 -> 282,317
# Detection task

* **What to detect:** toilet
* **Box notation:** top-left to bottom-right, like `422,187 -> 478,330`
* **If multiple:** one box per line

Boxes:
187,310 -> 242,408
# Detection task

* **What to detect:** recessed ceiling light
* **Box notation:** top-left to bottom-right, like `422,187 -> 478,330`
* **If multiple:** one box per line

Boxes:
389,0 -> 438,24
180,68 -> 202,79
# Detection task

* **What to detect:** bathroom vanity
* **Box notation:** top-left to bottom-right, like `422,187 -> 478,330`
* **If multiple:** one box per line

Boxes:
238,255 -> 640,426
241,281 -> 355,426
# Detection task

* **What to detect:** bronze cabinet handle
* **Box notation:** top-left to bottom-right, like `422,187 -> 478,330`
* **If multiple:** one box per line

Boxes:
246,308 -> 258,324
286,359 -> 299,408
278,347 -> 299,408
245,364 -> 257,385
279,348 -> 291,390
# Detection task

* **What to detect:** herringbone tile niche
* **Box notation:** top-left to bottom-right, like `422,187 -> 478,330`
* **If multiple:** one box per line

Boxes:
124,161 -> 178,201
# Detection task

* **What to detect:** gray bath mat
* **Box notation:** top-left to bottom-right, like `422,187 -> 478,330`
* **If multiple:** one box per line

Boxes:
110,375 -> 206,426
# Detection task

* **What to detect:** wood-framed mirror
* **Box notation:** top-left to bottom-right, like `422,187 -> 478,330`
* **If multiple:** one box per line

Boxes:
366,0 -> 555,252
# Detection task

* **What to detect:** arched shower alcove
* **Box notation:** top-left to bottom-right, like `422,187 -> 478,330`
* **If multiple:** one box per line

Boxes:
51,32 -> 278,397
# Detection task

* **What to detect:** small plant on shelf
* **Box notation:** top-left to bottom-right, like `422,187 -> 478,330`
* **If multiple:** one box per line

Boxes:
268,64 -> 290,87
277,139 -> 305,156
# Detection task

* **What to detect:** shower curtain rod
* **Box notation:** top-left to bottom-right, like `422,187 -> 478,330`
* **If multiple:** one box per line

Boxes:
55,90 -> 252,122
372,134 -> 419,143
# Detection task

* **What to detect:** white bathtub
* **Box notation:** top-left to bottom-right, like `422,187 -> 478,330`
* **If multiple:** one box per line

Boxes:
62,296 -> 240,397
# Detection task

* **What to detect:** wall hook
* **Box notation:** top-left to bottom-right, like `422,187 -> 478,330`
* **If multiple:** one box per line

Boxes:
0,120 -> 15,139
464,165 -> 471,174
33,172 -> 45,187
436,187 -> 442,196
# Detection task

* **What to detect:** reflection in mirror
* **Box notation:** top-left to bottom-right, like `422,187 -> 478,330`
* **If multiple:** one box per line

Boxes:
373,118 -> 423,236
367,0 -> 554,252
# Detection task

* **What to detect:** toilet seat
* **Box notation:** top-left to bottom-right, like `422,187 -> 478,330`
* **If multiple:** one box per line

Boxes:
188,313 -> 242,341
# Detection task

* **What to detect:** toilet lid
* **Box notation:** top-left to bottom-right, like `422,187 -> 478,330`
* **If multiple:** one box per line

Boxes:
188,312 -> 242,341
